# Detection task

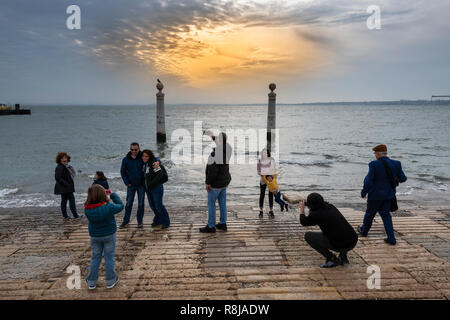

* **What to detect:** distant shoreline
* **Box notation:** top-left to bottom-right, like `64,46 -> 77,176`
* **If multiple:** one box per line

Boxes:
17,100 -> 450,108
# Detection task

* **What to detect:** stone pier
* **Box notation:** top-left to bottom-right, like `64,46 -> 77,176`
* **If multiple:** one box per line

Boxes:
0,205 -> 449,299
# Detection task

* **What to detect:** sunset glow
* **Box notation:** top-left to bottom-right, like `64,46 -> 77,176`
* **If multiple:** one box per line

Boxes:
133,24 -> 326,86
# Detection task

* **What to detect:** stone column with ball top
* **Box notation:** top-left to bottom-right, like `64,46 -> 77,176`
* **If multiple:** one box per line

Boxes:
267,83 -> 277,151
156,79 -> 166,143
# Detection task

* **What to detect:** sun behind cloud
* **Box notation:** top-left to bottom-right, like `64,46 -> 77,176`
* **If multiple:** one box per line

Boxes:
134,23 -> 327,87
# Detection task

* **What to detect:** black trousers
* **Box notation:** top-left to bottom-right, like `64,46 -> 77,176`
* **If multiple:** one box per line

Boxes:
259,183 -> 273,209
305,231 -> 355,260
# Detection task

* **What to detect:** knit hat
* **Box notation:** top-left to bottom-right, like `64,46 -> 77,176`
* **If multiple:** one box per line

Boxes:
372,144 -> 387,153
305,193 -> 325,210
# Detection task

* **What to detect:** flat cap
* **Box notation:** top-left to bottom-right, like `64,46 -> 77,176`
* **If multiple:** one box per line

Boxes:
372,144 -> 387,152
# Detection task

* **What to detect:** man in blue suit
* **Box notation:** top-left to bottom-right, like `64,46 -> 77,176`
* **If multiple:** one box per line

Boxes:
358,144 -> 407,245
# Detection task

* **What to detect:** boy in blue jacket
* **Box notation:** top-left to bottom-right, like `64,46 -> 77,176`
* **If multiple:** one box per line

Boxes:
84,184 -> 124,289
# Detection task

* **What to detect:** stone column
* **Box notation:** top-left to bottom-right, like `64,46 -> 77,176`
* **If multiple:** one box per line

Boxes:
267,83 -> 276,151
156,80 -> 166,143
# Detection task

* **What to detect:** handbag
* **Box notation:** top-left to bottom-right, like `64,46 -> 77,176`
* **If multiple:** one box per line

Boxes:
379,158 -> 399,212
159,164 -> 169,184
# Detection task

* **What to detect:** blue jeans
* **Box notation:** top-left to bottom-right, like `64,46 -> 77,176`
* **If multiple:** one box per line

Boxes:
207,188 -> 227,228
86,233 -> 117,287
274,191 -> 286,208
60,192 -> 79,218
122,185 -> 145,224
145,184 -> 170,227
361,199 -> 396,244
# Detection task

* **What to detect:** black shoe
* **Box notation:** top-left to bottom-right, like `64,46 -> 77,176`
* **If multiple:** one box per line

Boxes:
268,211 -> 274,218
199,225 -> 216,233
137,223 -> 143,228
259,211 -> 263,218
320,255 -> 341,268
285,204 -> 289,212
216,223 -> 227,231
357,225 -> 367,237
280,204 -> 284,212
161,225 -> 170,229
384,238 -> 396,245
151,223 -> 161,228
119,222 -> 129,229
339,252 -> 349,264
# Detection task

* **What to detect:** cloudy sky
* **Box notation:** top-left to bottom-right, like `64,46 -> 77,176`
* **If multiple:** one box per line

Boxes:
1,0 -> 449,104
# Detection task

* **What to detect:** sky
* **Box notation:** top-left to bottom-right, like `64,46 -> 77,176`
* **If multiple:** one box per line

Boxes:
1,0 -> 450,104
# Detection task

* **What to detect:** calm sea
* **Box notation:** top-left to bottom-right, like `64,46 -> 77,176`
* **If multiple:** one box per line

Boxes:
1,103 -> 450,208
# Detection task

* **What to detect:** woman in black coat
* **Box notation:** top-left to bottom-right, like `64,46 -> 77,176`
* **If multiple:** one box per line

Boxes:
54,152 -> 82,220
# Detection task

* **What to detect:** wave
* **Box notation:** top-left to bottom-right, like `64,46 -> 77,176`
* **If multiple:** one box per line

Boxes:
280,159 -> 333,167
290,152 -> 316,156
0,188 -> 19,197
86,172 -> 122,179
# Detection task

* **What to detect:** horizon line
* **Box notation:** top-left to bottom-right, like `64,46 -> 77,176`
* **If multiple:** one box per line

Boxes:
19,99 -> 450,107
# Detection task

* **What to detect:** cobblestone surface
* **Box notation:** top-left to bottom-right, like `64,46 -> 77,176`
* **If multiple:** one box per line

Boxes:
0,205 -> 449,300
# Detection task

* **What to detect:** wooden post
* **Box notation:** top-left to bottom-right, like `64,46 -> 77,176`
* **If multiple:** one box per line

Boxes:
156,80 -> 166,143
267,83 -> 276,151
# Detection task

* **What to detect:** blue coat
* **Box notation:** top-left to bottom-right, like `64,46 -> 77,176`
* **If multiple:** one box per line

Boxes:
84,193 -> 124,237
120,152 -> 160,187
361,156 -> 407,201
121,151 -> 144,186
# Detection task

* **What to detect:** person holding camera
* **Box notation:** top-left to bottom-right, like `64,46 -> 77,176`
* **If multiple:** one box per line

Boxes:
300,193 -> 358,268
200,132 -> 232,233
358,144 -> 407,245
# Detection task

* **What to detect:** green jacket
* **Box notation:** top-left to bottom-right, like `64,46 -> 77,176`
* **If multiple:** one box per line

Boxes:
84,193 -> 124,237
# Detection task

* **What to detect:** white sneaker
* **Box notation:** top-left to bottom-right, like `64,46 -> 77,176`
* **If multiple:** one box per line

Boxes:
107,277 -> 119,289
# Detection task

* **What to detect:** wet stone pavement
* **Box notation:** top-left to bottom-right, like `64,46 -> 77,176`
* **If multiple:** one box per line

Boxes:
0,204 -> 449,300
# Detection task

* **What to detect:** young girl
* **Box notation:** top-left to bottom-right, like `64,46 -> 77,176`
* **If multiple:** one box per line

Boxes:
257,148 -> 276,217
84,184 -> 124,290
93,171 -> 111,195
262,174 -> 289,215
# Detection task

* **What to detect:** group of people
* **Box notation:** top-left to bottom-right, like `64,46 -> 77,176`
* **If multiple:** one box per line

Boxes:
53,142 -> 171,289
54,136 -> 407,288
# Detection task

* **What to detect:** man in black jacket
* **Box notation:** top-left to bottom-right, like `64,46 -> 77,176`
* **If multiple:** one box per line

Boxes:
200,132 -> 232,233
300,193 -> 358,268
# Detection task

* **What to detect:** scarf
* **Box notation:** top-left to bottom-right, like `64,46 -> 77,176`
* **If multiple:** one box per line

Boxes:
84,202 -> 107,210
65,164 -> 76,179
